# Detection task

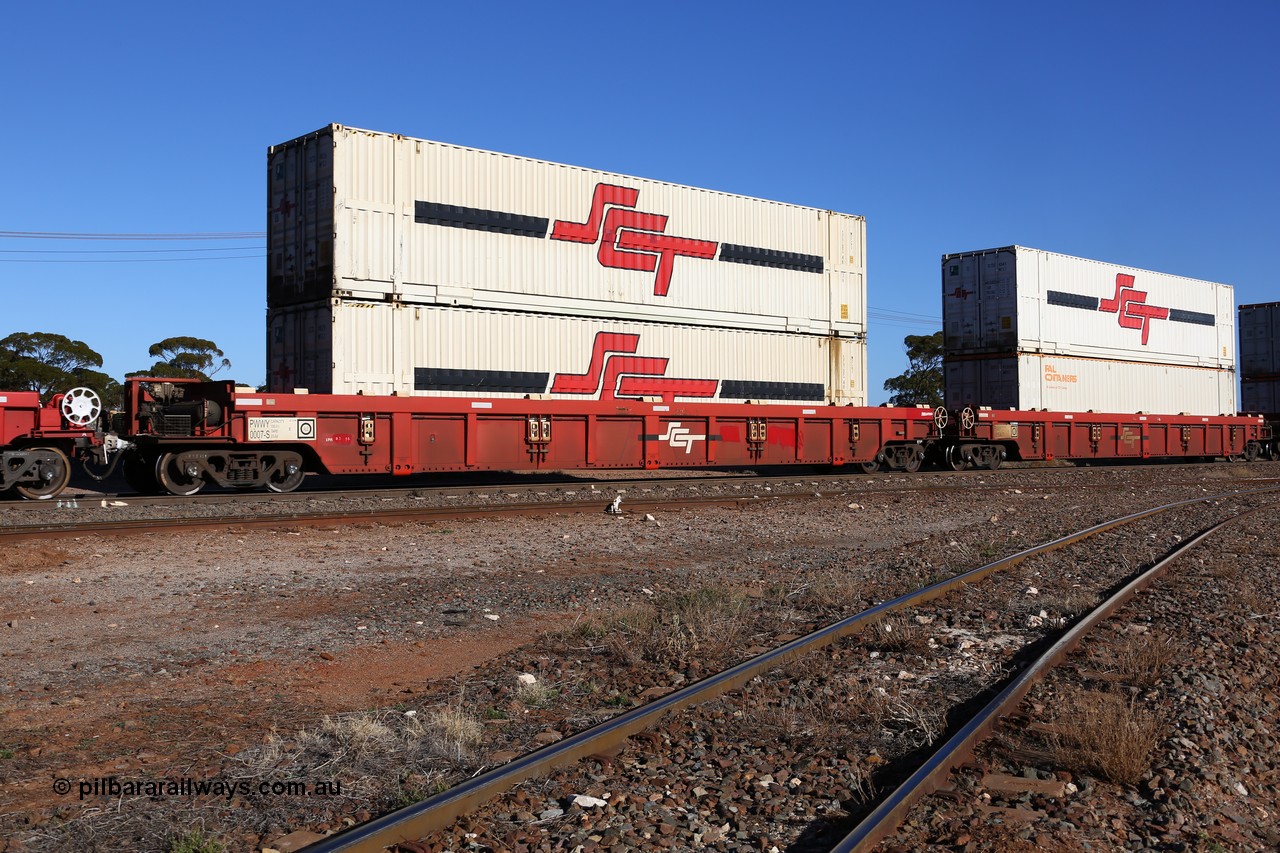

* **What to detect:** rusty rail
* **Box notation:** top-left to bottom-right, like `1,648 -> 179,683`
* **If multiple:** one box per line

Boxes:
0,494 -> 791,542
832,498 -> 1280,852
302,484 -> 1280,852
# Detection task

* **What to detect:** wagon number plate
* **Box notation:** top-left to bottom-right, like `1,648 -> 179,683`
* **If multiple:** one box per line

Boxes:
248,417 -> 317,442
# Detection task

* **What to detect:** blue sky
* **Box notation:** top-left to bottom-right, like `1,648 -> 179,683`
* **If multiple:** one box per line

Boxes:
2,1 -> 1276,402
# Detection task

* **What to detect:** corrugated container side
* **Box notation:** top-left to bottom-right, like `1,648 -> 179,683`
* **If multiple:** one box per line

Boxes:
268,300 -> 866,405
944,353 -> 1236,415
942,246 -> 1234,369
1241,378 -> 1280,416
268,125 -> 866,338
1238,302 -> 1280,378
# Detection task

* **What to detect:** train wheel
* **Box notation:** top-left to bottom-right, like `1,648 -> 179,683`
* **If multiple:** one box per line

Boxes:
156,452 -> 205,496
13,447 -> 70,500
986,449 -> 1003,470
265,455 -> 305,493
859,459 -> 881,474
902,447 -> 924,473
942,444 -> 963,471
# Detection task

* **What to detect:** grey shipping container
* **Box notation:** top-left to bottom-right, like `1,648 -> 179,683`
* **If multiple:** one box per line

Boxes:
1241,379 -> 1280,416
1238,302 -> 1280,379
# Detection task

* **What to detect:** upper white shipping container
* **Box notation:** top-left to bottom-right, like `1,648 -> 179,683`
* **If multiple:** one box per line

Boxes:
268,299 -> 866,405
268,125 -> 866,338
942,247 -> 1234,369
1241,379 -> 1280,415
944,353 -> 1236,415
1238,302 -> 1280,379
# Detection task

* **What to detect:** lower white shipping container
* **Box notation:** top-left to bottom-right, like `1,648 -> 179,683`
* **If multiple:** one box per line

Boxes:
1241,379 -> 1280,415
944,353 -> 1236,415
268,300 -> 865,404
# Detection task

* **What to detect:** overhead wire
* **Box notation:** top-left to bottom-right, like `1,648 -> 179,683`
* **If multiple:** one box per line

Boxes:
0,230 -> 264,240
0,229 -> 266,263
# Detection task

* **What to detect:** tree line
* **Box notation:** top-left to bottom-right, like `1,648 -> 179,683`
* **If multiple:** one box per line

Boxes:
883,331 -> 943,407
0,332 -> 232,404
1,328 -> 943,408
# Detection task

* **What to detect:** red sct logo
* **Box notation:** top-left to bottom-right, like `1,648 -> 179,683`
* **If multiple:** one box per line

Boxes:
550,184 -> 718,297
1098,274 -> 1169,345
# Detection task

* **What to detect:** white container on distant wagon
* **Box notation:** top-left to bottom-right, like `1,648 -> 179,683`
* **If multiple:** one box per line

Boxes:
1238,302 -> 1280,379
267,125 -> 866,339
944,353 -> 1236,416
1241,379 -> 1280,415
942,246 -> 1234,369
267,299 -> 866,405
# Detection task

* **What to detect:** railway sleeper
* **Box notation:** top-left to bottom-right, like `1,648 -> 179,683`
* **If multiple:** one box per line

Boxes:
149,449 -> 306,496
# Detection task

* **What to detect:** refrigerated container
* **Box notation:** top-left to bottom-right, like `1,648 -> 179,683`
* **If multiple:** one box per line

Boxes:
942,246 -> 1234,369
1238,302 -> 1280,379
268,299 -> 866,404
268,125 -> 866,339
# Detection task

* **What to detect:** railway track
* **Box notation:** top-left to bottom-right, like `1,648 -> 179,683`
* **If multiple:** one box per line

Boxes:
6,465 -> 1278,543
3,458 -> 1275,515
297,483 -> 1280,852
0,492 -> 786,542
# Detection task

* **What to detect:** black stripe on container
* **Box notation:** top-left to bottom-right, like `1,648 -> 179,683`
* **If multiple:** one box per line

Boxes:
1047,290 -> 1101,311
718,244 -> 824,274
414,368 -> 550,394
1168,309 -> 1215,326
718,380 -> 828,401
415,201 -> 549,239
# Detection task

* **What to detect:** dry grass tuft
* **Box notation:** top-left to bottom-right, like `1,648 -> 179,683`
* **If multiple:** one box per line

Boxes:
864,615 -> 932,657
605,585 -> 755,669
238,705 -> 481,798
1110,632 -> 1178,687
514,679 -> 558,709
802,569 -> 869,613
1045,689 -> 1165,784
1026,589 -> 1098,621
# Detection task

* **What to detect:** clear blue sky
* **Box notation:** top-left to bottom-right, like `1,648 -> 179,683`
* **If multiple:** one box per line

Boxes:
3,1 -> 1276,403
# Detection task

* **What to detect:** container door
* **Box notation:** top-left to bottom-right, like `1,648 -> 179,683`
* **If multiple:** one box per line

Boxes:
942,256 -> 981,351
828,214 -> 866,337
827,336 -> 866,405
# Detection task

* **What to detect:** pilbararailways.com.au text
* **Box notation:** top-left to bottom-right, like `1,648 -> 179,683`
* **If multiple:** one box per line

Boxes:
52,776 -> 343,801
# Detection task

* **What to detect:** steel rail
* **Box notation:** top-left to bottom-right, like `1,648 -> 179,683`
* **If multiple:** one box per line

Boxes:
0,493 -> 797,542
7,464 -> 1275,514
831,497 -> 1280,852
301,482 -> 1280,853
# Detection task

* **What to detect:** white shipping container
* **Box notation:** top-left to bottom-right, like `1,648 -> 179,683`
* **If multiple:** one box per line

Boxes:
942,246 -> 1234,369
268,300 -> 866,405
1241,379 -> 1280,415
944,354 -> 1236,415
1238,302 -> 1280,378
268,125 -> 866,338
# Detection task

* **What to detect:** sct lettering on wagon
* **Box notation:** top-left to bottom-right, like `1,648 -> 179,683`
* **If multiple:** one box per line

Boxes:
248,417 -> 317,442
